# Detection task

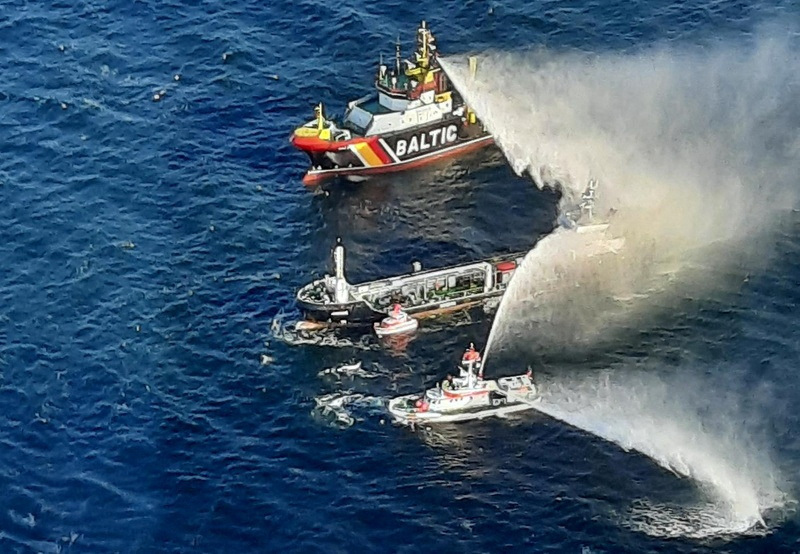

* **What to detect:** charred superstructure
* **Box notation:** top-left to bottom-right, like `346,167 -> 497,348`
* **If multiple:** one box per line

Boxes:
290,21 -> 492,185
294,181 -> 624,331
296,240 -> 523,328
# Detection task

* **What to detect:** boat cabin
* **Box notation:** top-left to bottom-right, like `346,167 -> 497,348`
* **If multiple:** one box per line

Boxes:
341,21 -> 459,137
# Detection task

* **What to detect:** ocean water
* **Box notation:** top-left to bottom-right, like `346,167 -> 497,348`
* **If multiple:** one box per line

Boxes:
2,0 -> 800,552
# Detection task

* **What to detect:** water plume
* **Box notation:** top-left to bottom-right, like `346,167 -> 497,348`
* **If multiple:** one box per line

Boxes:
441,29 -> 800,352
533,367 -> 788,537
440,27 -> 800,535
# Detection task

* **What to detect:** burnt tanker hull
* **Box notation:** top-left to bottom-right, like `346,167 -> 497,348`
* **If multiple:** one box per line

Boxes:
297,284 -> 509,327
295,298 -> 382,326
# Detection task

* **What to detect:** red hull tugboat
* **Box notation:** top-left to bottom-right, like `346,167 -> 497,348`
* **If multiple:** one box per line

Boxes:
290,21 -> 492,185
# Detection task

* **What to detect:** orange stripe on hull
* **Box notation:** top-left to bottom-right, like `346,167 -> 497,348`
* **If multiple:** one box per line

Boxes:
302,135 -> 494,186
442,389 -> 489,399
352,142 -> 384,167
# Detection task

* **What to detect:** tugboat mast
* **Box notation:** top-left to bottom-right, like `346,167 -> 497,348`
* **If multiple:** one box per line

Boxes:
394,37 -> 401,76
416,20 -> 431,70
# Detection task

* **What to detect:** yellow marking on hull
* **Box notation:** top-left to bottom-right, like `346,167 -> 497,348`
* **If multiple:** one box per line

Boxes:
353,142 -> 383,167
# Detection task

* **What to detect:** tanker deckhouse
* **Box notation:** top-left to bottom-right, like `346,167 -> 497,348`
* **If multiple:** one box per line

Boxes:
290,21 -> 492,185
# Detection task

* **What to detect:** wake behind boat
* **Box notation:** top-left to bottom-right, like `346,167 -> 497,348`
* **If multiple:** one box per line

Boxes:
387,343 -> 539,424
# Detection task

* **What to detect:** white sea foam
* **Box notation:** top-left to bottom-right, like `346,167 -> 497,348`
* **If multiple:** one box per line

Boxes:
270,314 -> 379,350
318,360 -> 380,380
534,368 -> 787,536
313,391 -> 385,428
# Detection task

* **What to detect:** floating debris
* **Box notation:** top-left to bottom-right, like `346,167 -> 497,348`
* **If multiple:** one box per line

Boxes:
317,360 -> 379,380
135,324 -> 141,332
119,240 -> 136,250
60,102 -> 68,110
152,92 -> 162,102
260,354 -> 274,366
270,74 -> 280,81
209,224 -> 215,232
272,272 -> 281,280
222,52 -> 232,62
173,74 -> 181,81
313,391 -> 385,428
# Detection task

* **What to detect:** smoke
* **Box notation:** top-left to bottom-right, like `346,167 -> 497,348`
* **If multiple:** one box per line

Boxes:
441,28 -> 800,351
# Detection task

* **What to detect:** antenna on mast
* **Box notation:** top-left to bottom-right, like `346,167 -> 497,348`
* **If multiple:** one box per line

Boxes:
395,36 -> 401,75
421,20 -> 427,64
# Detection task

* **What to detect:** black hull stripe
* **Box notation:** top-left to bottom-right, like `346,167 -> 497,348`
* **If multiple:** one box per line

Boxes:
306,134 -> 493,178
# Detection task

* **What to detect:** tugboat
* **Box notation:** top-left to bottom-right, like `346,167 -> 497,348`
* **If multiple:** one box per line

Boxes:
374,303 -> 419,337
387,343 -> 539,424
290,21 -> 492,185
295,238 -> 525,330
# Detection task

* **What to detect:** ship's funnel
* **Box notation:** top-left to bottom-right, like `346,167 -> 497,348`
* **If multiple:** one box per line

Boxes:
332,238 -> 349,303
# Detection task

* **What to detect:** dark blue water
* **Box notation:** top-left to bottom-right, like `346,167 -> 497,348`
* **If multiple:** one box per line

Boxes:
2,0 -> 799,552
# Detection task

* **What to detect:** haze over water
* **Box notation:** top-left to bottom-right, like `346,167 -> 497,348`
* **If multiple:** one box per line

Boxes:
442,24 -> 800,537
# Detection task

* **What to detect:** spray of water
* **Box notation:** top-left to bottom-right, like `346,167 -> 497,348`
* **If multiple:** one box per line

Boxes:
440,27 -> 800,535
441,30 -> 800,353
535,368 -> 787,536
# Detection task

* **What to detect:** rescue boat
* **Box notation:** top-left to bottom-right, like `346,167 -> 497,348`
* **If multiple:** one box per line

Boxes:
387,344 -> 539,425
374,304 -> 419,337
290,21 -> 492,185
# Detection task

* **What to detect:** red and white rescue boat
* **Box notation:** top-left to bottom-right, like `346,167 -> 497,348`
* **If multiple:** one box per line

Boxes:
387,344 -> 539,424
374,304 -> 419,337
